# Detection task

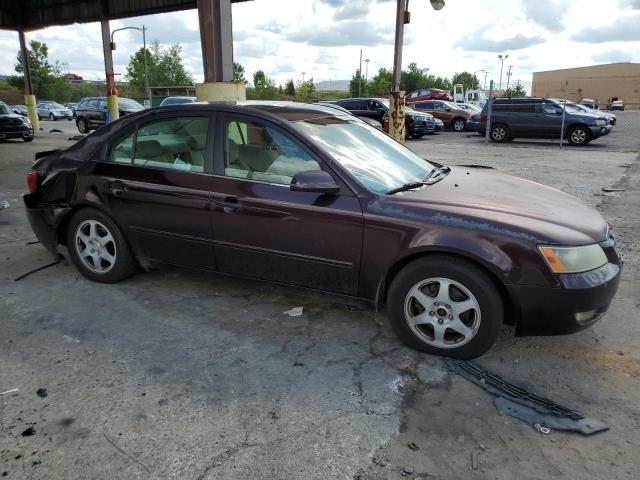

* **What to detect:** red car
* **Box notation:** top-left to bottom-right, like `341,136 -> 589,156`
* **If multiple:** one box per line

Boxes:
406,88 -> 453,103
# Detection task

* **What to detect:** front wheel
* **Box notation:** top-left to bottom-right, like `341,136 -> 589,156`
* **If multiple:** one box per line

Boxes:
452,118 -> 466,132
23,136 -> 34,142
66,208 -> 136,283
387,255 -> 503,359
49,113 -> 56,121
567,126 -> 590,146
411,133 -> 425,139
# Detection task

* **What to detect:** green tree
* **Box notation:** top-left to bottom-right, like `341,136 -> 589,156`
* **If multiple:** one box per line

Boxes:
451,71 -> 480,91
251,70 -> 277,99
400,62 -> 429,93
126,41 -> 194,96
505,81 -> 527,97
13,40 -> 58,97
234,62 -> 247,83
285,79 -> 296,96
349,69 -> 367,97
296,78 -> 316,101
368,67 -> 392,96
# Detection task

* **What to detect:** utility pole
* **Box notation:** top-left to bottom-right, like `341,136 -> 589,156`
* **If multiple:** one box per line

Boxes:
358,49 -> 363,97
498,53 -> 508,90
483,71 -> 488,90
506,64 -> 513,92
301,71 -> 306,83
365,58 -> 370,82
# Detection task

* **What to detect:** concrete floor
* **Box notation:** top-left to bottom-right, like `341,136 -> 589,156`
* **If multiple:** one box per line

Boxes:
1,129 -> 639,479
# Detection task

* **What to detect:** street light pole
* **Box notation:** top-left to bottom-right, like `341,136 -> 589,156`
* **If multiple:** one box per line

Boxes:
365,58 -> 370,82
498,53 -> 508,90
111,26 -> 151,107
473,69 -> 485,90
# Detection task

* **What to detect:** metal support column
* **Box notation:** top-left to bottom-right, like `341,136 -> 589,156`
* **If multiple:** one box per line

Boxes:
101,19 -> 119,123
19,31 -> 39,132
389,0 -> 407,143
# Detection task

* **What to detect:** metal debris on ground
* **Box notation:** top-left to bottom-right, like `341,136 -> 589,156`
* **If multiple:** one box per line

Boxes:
283,306 -> 304,317
36,388 -> 48,398
602,187 -> 626,192
407,442 -> 419,451
14,257 -> 63,282
0,199 -> 10,210
496,397 -> 608,435
445,358 -> 608,436
0,388 -> 19,396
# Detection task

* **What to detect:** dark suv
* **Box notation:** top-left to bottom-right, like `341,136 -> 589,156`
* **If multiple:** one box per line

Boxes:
75,97 -> 144,133
332,97 -> 435,138
477,97 -> 611,146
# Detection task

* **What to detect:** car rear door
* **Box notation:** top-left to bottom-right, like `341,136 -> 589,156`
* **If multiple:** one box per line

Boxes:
533,101 -> 563,137
90,112 -> 216,269
209,112 -> 364,295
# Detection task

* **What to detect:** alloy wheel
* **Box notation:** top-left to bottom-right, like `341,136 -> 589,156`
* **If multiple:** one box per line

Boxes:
74,220 -> 117,274
491,126 -> 506,141
570,129 -> 587,144
404,277 -> 481,349
454,120 -> 465,132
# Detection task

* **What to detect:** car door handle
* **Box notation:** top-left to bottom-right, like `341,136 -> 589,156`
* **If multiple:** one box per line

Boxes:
105,181 -> 128,197
214,196 -> 240,213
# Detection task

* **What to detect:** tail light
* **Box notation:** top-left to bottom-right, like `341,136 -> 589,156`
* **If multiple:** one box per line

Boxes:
479,112 -> 485,122
27,170 -> 39,193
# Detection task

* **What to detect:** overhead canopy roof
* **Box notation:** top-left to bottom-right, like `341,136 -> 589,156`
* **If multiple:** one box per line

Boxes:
0,0 -> 249,31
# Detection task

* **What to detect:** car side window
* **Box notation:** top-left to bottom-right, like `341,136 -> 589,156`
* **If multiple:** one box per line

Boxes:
433,102 -> 445,111
132,117 -> 209,172
110,132 -> 135,164
536,103 -> 557,114
224,118 -> 321,186
423,102 -> 435,109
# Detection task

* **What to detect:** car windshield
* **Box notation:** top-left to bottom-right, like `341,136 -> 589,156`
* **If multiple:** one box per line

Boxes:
48,103 -> 64,109
293,117 -> 436,193
118,98 -> 144,110
376,98 -> 421,115
0,102 -> 12,114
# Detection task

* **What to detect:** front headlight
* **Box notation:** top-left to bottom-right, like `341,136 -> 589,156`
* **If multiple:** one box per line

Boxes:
538,244 -> 607,273
595,119 -> 606,126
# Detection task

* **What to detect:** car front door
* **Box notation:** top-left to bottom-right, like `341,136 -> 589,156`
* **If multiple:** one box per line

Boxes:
90,113 -> 215,269
532,101 -> 563,137
210,114 -> 364,295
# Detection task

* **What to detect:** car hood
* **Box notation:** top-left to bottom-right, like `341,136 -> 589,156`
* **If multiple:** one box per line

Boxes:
0,113 -> 28,123
384,167 -> 608,245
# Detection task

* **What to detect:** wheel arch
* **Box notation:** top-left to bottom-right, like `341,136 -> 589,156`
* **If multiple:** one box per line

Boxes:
375,249 -> 516,326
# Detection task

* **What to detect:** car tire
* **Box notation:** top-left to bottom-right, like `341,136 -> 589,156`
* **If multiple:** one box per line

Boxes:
77,118 -> 89,134
66,208 -> 136,284
490,124 -> 510,143
23,137 -> 34,142
387,255 -> 503,359
411,133 -> 425,139
567,126 -> 590,146
452,118 -> 466,132
50,113 -> 56,121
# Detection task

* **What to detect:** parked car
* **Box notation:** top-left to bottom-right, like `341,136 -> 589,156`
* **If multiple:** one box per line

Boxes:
64,102 -> 79,117
406,88 -> 453,102
466,112 -> 481,133
560,101 -> 616,125
36,101 -> 73,121
317,101 -> 384,131
159,96 -> 197,106
434,118 -> 444,132
579,98 -> 596,109
477,97 -> 611,146
333,97 -> 435,138
409,100 -> 470,132
11,104 -> 28,116
75,97 -> 144,133
609,100 -> 624,111
455,103 -> 482,113
0,100 -> 33,142
24,101 -> 621,359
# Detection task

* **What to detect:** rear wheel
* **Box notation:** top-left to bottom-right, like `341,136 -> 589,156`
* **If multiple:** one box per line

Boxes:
411,133 -> 425,139
77,118 -> 89,134
49,113 -> 56,121
387,255 -> 503,359
567,126 -> 590,146
452,118 -> 466,132
66,208 -> 135,283
490,124 -> 509,143
23,137 -> 33,142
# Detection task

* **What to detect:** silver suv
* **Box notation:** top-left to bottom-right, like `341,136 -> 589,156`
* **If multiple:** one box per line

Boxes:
36,101 -> 73,121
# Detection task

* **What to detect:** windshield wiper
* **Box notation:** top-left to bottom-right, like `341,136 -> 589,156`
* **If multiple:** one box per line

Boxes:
386,182 -> 426,195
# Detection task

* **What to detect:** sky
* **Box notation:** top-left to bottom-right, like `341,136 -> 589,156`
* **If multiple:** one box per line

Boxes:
0,0 -> 639,89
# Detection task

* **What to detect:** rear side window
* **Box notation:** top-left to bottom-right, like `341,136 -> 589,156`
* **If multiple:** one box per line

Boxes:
109,116 -> 210,173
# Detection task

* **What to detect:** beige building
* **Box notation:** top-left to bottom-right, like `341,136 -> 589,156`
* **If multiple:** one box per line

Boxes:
532,63 -> 640,109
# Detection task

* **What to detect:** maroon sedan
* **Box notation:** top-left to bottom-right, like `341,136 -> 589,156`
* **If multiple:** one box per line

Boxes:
24,102 -> 622,359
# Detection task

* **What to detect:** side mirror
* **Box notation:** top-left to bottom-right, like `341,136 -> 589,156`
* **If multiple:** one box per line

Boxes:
445,107 -> 452,112
290,170 -> 340,194
377,107 -> 386,114
556,107 -> 564,115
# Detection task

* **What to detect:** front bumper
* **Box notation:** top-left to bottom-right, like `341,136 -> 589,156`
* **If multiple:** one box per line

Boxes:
407,120 -> 435,135
588,124 -> 611,138
0,127 -> 33,139
509,246 -> 622,336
